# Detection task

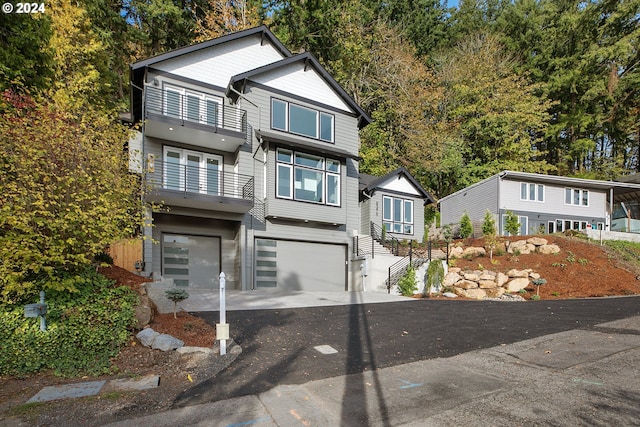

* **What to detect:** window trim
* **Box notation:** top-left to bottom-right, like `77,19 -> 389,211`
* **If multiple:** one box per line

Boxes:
163,84 -> 223,125
275,148 -> 341,206
520,182 -> 545,202
382,196 -> 414,235
564,187 -> 589,207
271,97 -> 335,143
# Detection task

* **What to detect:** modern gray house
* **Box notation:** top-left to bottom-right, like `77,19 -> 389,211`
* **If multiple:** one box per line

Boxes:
128,26 -> 430,293
359,167 -> 435,243
439,171 -> 640,236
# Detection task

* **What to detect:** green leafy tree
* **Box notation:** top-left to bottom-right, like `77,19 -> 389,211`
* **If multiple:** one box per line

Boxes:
459,211 -> 473,238
0,92 -> 143,303
0,14 -> 54,93
432,33 -> 554,185
482,209 -> 499,261
504,210 -> 520,236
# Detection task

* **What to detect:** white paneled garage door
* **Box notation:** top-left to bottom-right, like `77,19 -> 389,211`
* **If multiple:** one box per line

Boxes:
255,239 -> 347,291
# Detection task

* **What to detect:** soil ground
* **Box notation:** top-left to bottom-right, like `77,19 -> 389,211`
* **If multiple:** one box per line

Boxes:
1,235 -> 640,426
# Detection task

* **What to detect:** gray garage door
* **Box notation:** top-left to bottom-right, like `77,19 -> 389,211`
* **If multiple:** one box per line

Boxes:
162,234 -> 220,288
255,239 -> 347,291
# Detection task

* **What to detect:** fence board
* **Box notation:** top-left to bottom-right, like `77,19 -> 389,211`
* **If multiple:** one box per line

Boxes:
108,239 -> 143,273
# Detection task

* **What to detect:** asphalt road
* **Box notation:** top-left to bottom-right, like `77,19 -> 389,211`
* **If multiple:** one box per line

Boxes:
176,296 -> 640,408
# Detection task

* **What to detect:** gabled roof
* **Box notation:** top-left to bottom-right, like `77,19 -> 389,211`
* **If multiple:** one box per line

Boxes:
228,52 -> 371,129
129,26 -> 292,123
360,167 -> 436,204
130,25 -> 291,73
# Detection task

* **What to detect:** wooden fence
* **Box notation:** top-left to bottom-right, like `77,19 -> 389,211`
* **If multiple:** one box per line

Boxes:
108,238 -> 143,272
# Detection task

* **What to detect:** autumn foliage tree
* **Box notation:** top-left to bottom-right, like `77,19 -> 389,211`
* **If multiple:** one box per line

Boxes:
0,92 -> 142,303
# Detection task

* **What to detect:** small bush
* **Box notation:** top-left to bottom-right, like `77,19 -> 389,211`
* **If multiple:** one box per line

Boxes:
0,269 -> 137,377
397,267 -> 417,296
425,261 -> 445,295
459,212 -> 473,239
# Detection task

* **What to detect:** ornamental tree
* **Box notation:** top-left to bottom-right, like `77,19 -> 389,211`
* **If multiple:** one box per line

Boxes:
0,91 -> 143,303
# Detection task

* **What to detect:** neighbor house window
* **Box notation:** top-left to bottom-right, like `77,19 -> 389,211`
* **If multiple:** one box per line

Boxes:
382,196 -> 414,234
276,149 -> 340,206
565,188 -> 589,206
520,182 -> 544,202
271,98 -> 334,142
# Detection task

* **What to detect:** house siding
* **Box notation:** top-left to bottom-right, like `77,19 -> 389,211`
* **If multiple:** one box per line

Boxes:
440,175 -> 500,226
499,179 -> 607,218
152,35 -> 286,89
251,63 -> 351,112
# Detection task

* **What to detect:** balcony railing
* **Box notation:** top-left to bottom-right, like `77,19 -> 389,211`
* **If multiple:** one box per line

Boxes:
147,159 -> 254,202
144,86 -> 247,135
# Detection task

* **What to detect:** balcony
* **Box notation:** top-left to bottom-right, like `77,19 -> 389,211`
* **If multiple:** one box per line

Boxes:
146,159 -> 254,214
143,86 -> 247,152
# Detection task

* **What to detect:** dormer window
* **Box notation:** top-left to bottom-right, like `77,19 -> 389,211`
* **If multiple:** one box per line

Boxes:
271,98 -> 334,143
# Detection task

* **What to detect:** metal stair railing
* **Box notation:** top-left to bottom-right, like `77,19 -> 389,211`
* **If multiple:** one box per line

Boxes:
370,222 -> 399,256
385,241 -> 433,294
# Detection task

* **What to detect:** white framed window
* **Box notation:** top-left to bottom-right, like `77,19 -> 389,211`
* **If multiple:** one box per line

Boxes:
565,188 -> 589,206
276,148 -> 340,206
271,98 -> 334,142
163,84 -> 222,126
501,214 -> 528,236
162,146 -> 222,195
520,182 -> 544,202
382,196 -> 414,235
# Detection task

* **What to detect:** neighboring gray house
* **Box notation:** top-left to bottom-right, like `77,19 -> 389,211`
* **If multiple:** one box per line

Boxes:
359,167 -> 435,242
127,26 -> 372,292
439,171 -> 640,236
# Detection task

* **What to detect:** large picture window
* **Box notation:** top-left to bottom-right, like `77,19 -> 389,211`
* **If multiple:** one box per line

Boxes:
382,196 -> 414,234
276,149 -> 340,206
271,98 -> 334,142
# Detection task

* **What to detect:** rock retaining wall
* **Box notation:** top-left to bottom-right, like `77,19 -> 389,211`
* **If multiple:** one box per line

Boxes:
443,237 -> 560,300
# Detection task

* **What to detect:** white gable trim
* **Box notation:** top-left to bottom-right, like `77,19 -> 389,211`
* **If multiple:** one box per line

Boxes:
378,176 -> 421,196
250,63 -> 351,112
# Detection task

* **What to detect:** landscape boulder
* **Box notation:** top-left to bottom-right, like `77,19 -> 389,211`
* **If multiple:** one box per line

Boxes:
506,278 -> 530,292
537,244 -> 561,255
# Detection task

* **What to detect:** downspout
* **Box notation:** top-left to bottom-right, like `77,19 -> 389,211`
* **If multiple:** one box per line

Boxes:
609,187 -> 614,231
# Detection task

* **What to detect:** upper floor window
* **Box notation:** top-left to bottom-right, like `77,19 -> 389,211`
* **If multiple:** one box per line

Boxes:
276,149 -> 340,206
520,182 -> 544,202
565,188 -> 589,206
271,98 -> 334,142
382,196 -> 414,235
163,84 -> 222,126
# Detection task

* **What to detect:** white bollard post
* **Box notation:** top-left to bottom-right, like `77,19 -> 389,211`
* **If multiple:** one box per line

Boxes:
218,272 -> 228,355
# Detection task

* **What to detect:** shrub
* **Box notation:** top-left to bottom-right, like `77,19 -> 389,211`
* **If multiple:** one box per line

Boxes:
397,267 -> 417,296
504,211 -> 520,236
459,212 -> 473,239
0,269 -> 137,377
425,261 -> 445,296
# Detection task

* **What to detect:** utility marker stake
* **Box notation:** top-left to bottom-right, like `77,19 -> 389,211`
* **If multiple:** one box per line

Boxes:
217,272 -> 229,355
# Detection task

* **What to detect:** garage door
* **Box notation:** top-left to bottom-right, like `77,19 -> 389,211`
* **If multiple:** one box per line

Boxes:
162,234 -> 220,288
255,239 -> 347,291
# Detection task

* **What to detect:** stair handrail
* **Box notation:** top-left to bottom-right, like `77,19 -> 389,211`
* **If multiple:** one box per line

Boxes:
370,222 -> 399,256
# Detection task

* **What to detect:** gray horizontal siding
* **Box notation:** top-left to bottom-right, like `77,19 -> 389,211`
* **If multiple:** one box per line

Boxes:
440,175 -> 499,225
500,179 -> 607,218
